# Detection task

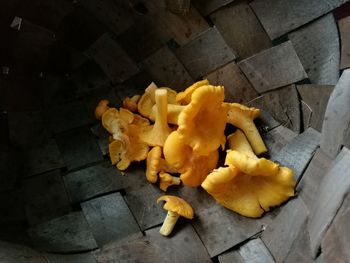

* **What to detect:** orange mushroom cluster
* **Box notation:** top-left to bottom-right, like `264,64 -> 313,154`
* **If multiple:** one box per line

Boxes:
95,79 -> 296,235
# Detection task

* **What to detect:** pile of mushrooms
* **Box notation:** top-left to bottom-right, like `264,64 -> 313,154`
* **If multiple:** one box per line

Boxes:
95,80 -> 296,236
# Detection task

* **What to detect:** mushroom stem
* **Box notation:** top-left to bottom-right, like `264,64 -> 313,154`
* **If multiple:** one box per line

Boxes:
239,120 -> 267,155
152,104 -> 185,125
159,211 -> 180,236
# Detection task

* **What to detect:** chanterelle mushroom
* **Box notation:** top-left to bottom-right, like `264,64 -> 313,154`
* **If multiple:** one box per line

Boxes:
159,172 -> 181,192
157,195 -> 194,236
95,99 -> 110,120
123,95 -> 141,112
225,103 -> 267,155
146,146 -> 177,183
201,130 -> 295,218
164,131 -> 218,187
176,79 -> 209,105
140,89 -> 172,146
177,85 -> 227,155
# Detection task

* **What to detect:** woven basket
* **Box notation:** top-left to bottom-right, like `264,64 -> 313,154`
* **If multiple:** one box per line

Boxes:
0,0 -> 350,262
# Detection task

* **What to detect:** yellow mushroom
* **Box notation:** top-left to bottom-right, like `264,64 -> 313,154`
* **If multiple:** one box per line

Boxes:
137,82 -> 177,120
140,89 -> 172,147
164,131 -> 218,187
151,104 -> 185,125
102,108 -> 150,170
157,195 -> 194,236
177,85 -> 227,155
146,146 -> 177,183
176,79 -> 209,105
123,95 -> 141,112
159,172 -> 181,192
225,103 -> 267,155
95,99 -> 110,120
201,130 -> 295,218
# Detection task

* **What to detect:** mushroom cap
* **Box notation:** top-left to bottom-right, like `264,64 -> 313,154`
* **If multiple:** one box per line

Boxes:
164,131 -> 218,187
176,79 -> 209,105
102,108 -> 128,135
95,99 -> 110,120
202,130 -> 295,218
225,150 -> 279,177
225,103 -> 261,123
202,164 -> 295,218
177,85 -> 227,155
157,195 -> 194,219
123,95 -> 141,112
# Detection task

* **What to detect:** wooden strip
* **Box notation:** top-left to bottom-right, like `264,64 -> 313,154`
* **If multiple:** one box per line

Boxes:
90,124 -> 109,155
296,148 -> 333,210
93,234 -> 158,263
117,15 -> 169,63
55,127 -> 104,171
284,221 -> 313,263
124,183 -> 166,231
44,100 -> 94,134
297,85 -> 334,132
141,46 -> 193,91
145,224 -> 212,262
262,125 -> 297,161
12,19 -> 55,74
321,193 -> 350,261
64,161 -> 124,203
57,7 -> 107,52
175,27 -> 237,79
41,75 -> 78,107
246,96 -> 281,131
79,0 -> 136,35
24,138 -> 65,176
300,100 -> 312,131
205,61 -> 258,103
22,170 -> 71,226
274,128 -> 320,181
192,204 -> 261,257
250,0 -> 348,40
238,41 -> 307,93
192,0 -> 235,16
144,0 -> 209,45
338,14 -> 350,69
288,14 -> 340,85
219,238 -> 274,263
261,198 -> 308,263
81,193 -> 140,246
28,211 -> 98,253
0,241 -> 47,263
165,0 -> 191,15
0,222 -> 32,247
86,33 -> 139,83
0,190 -> 26,223
16,0 -> 73,30
210,1 -> 272,60
44,253 -> 97,263
320,69 -> 350,158
261,85 -> 301,133
308,147 -> 350,257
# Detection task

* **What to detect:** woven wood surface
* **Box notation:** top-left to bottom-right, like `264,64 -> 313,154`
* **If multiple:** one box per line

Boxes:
1,0 -> 350,262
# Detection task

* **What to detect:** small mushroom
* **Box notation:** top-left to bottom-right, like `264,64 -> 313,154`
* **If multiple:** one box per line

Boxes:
157,195 -> 194,236
140,89 -> 172,146
225,103 -> 267,155
146,146 -> 177,183
159,172 -> 181,192
138,82 -> 177,120
123,95 -> 141,112
95,100 -> 110,120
